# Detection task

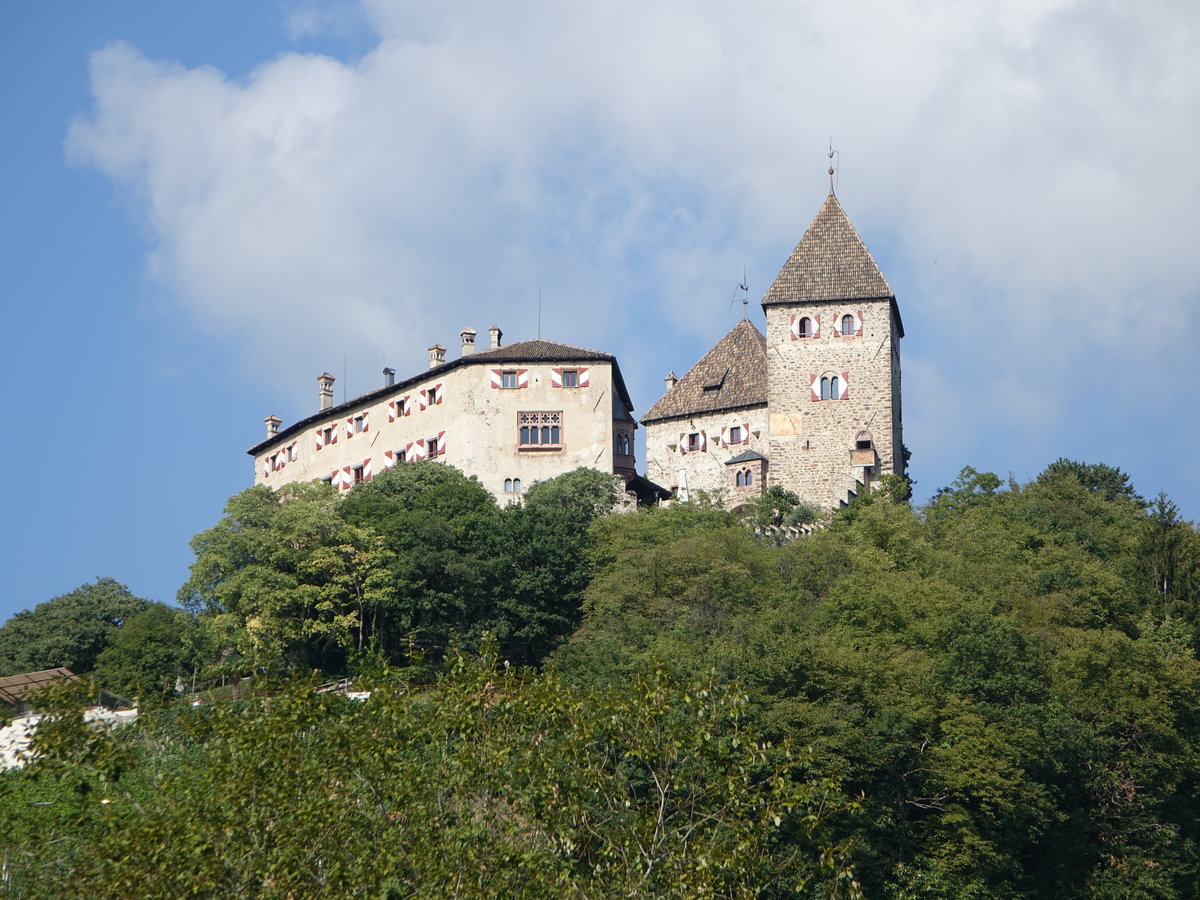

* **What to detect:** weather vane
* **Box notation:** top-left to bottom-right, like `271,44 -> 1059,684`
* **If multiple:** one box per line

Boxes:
828,139 -> 839,194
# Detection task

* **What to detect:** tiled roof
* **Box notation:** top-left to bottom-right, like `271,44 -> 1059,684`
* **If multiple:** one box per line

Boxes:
468,338 -> 615,364
761,191 -> 893,306
725,449 -> 766,464
642,319 -> 767,424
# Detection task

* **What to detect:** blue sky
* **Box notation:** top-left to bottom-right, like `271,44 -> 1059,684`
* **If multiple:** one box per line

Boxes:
2,0 -> 1198,623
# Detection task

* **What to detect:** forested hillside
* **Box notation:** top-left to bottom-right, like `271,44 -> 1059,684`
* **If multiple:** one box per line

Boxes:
2,459 -> 1199,898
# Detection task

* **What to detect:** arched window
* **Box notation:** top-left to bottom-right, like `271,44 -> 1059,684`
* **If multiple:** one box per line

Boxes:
841,314 -> 856,335
830,375 -> 840,399
504,478 -> 513,492
736,470 -> 745,487
855,430 -> 874,450
798,316 -> 812,338
513,478 -> 521,493
820,376 -> 832,400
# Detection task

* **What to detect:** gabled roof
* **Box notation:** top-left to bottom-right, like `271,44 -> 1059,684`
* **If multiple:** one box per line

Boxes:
761,191 -> 894,306
249,337 -> 635,456
642,319 -> 767,424
725,449 -> 767,465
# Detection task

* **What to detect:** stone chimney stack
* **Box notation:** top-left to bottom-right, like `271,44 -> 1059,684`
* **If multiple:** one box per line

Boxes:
265,415 -> 282,438
318,373 -> 335,410
488,325 -> 502,349
383,367 -> 395,387
428,344 -> 446,369
664,370 -> 678,391
460,328 -> 477,356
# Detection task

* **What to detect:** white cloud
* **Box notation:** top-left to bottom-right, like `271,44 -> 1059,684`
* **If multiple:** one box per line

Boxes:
67,0 -> 1200,492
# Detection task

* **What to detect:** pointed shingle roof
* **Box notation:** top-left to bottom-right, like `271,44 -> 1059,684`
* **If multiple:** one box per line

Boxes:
642,319 -> 766,424
761,191 -> 893,306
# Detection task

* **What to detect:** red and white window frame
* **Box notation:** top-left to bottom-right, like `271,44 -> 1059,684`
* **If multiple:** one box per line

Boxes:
315,424 -> 338,450
490,368 -> 529,389
388,395 -> 412,421
719,423 -> 751,447
550,367 -> 589,388
810,372 -> 851,401
790,313 -> 821,340
330,458 -> 373,491
831,310 -> 864,337
345,411 -> 370,439
679,430 -> 707,454
419,383 -> 444,410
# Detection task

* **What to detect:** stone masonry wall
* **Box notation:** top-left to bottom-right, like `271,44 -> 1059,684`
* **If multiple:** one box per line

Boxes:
764,299 -> 901,507
644,406 -> 769,502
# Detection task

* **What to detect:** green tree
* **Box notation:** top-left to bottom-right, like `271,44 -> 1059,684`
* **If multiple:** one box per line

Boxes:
337,462 -> 500,661
0,577 -> 152,676
93,604 -> 189,699
489,469 -> 621,664
13,653 -> 862,899
179,482 -> 393,673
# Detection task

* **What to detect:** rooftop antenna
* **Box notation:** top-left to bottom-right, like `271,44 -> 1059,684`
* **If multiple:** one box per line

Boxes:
728,268 -> 749,320
828,140 -> 839,195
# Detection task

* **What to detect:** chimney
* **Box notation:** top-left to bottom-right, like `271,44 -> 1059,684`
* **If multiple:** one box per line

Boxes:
265,415 -> 282,438
664,370 -> 678,391
318,373 -> 335,410
488,325 -> 502,349
383,367 -> 395,387
460,328 -> 477,356
428,344 -> 446,369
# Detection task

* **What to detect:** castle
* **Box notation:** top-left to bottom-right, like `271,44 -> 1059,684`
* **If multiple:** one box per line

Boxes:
249,179 -> 904,512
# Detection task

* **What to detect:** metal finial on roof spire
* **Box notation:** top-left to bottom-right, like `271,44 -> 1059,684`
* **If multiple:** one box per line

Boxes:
828,140 -> 839,195
739,268 -> 749,321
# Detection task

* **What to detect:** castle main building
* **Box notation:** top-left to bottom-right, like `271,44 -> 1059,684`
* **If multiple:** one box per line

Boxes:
248,326 -> 643,505
643,181 -> 905,510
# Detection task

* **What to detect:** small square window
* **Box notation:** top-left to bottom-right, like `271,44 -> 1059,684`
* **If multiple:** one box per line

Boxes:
427,436 -> 439,457
687,433 -> 701,452
322,426 -> 335,445
562,370 -> 579,388
501,371 -> 518,389
352,464 -> 365,483
728,426 -> 742,445
395,448 -> 407,463
288,443 -> 299,462
354,415 -> 366,433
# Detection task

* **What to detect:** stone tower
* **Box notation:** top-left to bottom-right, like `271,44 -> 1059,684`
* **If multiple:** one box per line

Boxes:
761,179 -> 905,507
